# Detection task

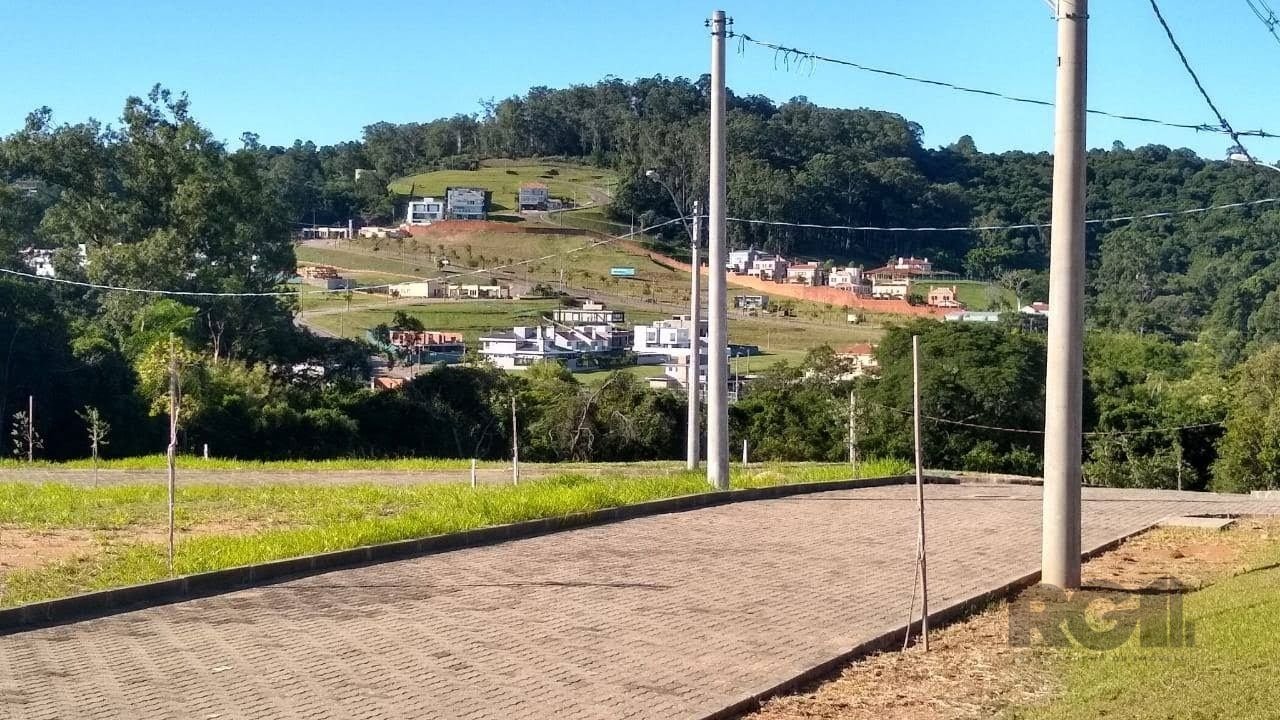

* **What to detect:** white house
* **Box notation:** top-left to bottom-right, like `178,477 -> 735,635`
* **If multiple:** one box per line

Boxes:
633,315 -> 711,390
786,262 -> 826,286
746,256 -> 788,281
479,325 -> 611,371
827,267 -> 865,292
870,276 -> 911,299
388,281 -> 439,298
406,198 -> 446,225
446,187 -> 489,220
727,248 -> 758,273
20,244 -> 87,279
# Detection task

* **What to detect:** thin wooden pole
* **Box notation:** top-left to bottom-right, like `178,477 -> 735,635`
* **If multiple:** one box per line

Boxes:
511,396 -> 520,485
167,334 -> 179,576
471,458 -> 478,489
912,334 -> 929,651
26,395 -> 33,463
848,388 -> 859,478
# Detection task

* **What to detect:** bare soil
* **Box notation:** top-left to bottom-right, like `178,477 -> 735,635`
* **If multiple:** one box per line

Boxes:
746,517 -> 1280,720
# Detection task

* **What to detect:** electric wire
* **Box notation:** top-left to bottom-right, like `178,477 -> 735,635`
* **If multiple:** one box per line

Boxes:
1148,0 -> 1259,161
734,32 -> 1280,140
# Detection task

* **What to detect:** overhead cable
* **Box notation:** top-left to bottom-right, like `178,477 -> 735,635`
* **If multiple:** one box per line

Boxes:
719,196 -> 1280,233
734,32 -> 1280,140
1148,0 -> 1260,160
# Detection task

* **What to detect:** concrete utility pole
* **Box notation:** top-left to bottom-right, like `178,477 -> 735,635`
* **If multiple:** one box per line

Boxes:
848,388 -> 858,478
511,396 -> 520,485
687,200 -> 702,470
167,334 -> 179,575
1042,0 -> 1087,590
706,9 -> 730,490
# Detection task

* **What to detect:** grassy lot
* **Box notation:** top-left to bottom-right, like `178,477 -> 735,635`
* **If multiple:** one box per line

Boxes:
389,161 -> 617,211
1015,540 -> 1280,719
302,299 -> 558,341
0,459 -> 909,606
914,279 -> 1015,311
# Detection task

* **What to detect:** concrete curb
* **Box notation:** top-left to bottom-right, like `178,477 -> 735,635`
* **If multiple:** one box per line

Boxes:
698,520 -> 1178,720
1,473 -> 936,635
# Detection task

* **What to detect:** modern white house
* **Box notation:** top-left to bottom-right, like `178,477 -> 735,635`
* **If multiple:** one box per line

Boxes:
479,325 -> 612,371
633,315 -> 710,390
446,187 -> 489,220
727,248 -> 759,273
406,198 -> 446,225
387,281 -> 439,298
746,255 -> 788,281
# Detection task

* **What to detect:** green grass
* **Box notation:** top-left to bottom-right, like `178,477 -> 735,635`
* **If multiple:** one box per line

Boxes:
303,299 -> 559,341
1013,541 -> 1280,719
0,455 -> 509,472
0,459 -> 909,606
388,161 -> 617,211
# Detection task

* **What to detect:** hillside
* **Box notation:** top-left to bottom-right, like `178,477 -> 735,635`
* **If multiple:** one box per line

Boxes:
388,160 -> 617,212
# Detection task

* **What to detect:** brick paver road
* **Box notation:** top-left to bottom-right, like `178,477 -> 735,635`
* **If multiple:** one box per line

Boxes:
3,484 -> 1277,720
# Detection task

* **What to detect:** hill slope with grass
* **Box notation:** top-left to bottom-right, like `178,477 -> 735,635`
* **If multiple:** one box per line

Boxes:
389,160 -> 617,212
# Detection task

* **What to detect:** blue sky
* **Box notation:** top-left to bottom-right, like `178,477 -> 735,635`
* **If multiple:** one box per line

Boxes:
3,1 -> 1277,160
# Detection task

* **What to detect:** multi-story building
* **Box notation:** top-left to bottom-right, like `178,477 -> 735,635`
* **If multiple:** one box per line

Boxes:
517,183 -> 549,211
446,187 -> 490,220
786,262 -> 827,286
406,197 -> 446,225
827,267 -> 865,292
727,248 -> 759,273
746,255 -> 788,281
479,325 -> 613,371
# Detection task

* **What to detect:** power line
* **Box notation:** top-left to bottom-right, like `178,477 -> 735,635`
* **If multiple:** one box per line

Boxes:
1148,0 -> 1259,161
1246,0 -> 1280,49
868,401 -> 1224,437
720,196 -> 1280,233
734,32 -> 1280,140
0,218 -> 685,298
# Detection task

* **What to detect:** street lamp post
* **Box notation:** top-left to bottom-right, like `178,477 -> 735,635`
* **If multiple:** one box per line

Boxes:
645,170 -> 702,470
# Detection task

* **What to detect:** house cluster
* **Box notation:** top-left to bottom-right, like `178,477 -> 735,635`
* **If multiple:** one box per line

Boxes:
19,245 -> 87,279
725,251 -> 962,308
404,187 -> 492,226
387,330 -> 466,364
478,300 -> 631,371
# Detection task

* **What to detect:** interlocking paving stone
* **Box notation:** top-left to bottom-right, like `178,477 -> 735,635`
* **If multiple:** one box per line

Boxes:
3,484 -> 1278,720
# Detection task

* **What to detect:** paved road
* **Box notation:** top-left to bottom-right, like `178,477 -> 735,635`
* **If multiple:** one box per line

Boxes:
3,484 -> 1276,720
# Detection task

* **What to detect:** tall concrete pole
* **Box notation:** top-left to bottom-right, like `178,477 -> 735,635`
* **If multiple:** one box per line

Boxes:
1042,0 -> 1087,590
687,200 -> 702,470
706,9 -> 730,490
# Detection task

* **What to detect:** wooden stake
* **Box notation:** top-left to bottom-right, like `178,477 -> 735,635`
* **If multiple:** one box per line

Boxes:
167,334 -> 179,576
912,335 -> 929,651
511,396 -> 520,485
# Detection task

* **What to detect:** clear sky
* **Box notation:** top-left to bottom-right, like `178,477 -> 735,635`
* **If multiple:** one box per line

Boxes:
3,1 -> 1277,160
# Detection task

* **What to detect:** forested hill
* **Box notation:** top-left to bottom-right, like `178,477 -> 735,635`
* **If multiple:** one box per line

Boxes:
236,75 -> 1280,360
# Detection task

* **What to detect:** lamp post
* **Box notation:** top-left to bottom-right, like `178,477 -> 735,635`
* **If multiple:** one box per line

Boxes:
646,170 -> 703,470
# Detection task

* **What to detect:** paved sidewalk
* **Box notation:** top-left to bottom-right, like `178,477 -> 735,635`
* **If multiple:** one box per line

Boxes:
2,484 -> 1277,720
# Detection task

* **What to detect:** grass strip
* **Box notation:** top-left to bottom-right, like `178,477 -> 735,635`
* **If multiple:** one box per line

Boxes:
0,459 -> 909,607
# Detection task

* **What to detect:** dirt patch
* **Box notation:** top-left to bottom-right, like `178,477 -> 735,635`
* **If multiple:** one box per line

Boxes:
0,527 -> 98,573
746,517 -> 1280,720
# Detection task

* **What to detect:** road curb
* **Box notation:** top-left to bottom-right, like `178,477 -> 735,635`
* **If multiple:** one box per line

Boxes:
697,520 -> 1172,720
0,473 -> 933,635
